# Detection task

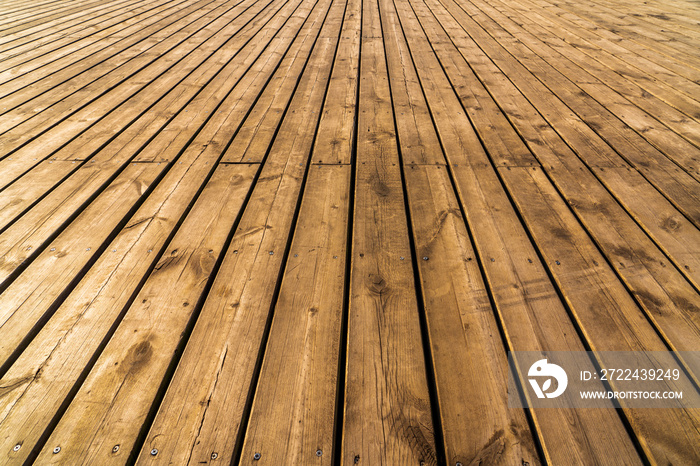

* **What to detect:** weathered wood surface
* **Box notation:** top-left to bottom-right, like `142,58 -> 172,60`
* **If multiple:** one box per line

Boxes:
0,0 -> 698,463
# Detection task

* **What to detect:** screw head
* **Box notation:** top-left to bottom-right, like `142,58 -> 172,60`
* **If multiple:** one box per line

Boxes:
53,447 -> 61,454
211,452 -> 218,460
13,444 -> 20,452
112,445 -> 120,453
400,257 -> 404,260
422,256 -> 429,261
86,247 -> 91,251
51,248 -> 56,251
254,452 -> 261,460
269,251 -> 273,255
316,449 -> 323,456
151,448 -> 158,456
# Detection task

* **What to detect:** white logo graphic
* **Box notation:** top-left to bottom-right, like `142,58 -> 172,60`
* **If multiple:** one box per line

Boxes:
528,359 -> 568,399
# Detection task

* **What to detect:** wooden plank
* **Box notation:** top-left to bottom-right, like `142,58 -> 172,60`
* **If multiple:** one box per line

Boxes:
0,0 -> 66,17
379,0 -> 443,167
0,163 -> 256,465
309,0 -> 360,165
412,0 -> 700,292
220,0 -> 346,165
35,0 -> 340,462
220,2 -> 334,164
340,0 -> 436,463
0,160 -> 76,228
586,0 -> 700,38
0,0 -> 308,359
412,0 -> 700,290
0,0 -> 68,19
453,158 -> 644,465
454,0 -> 700,180
407,166 -> 543,465
561,0 -> 700,46
233,1 -> 357,460
238,164 -> 350,464
133,4 -> 340,464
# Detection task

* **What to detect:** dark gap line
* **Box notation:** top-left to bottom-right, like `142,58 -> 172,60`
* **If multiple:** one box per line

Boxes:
332,0 -> 362,461
375,0 -> 446,462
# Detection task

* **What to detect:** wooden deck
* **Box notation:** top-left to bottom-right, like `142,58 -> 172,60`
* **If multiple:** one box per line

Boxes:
0,0 -> 699,463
